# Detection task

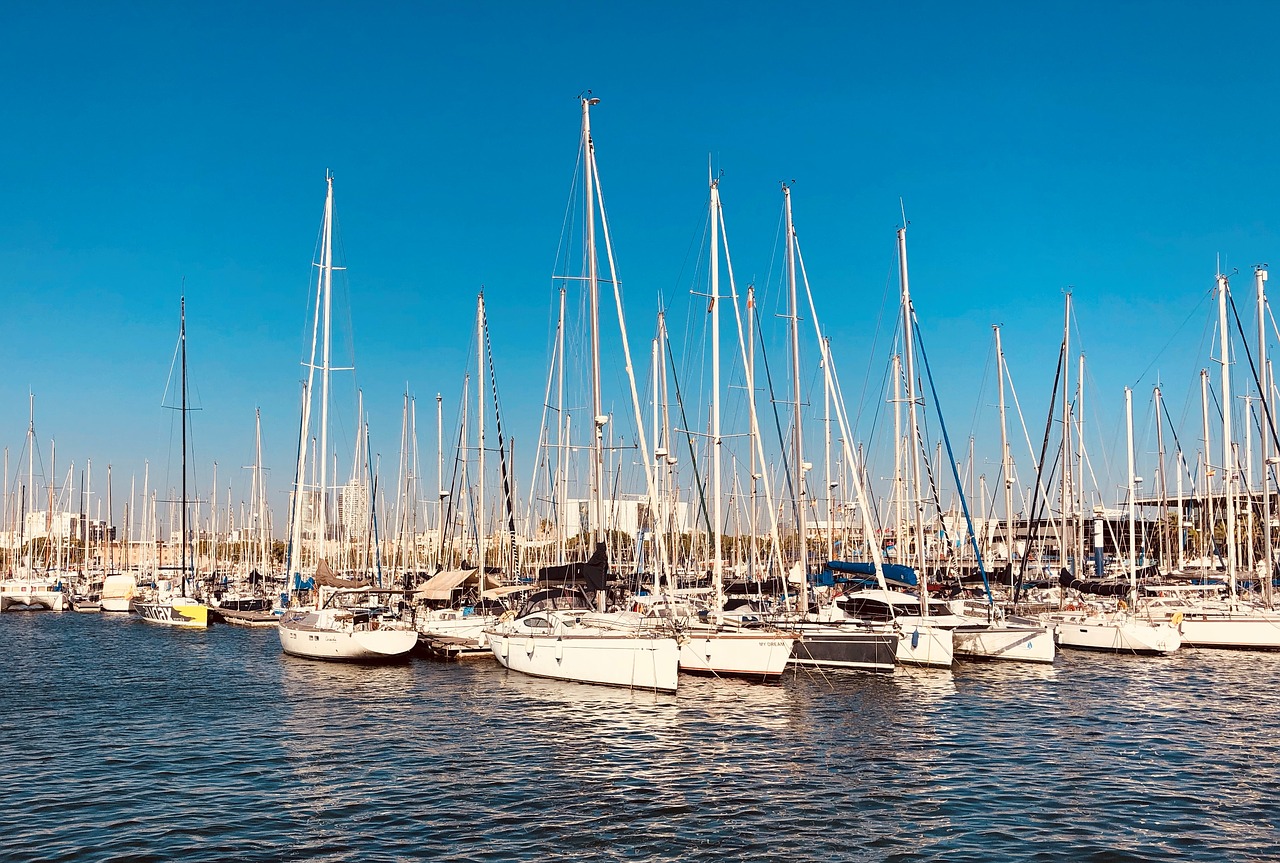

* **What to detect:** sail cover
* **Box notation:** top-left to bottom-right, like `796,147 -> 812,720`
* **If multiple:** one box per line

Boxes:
825,560 -> 919,588
537,542 -> 608,592
414,568 -> 479,601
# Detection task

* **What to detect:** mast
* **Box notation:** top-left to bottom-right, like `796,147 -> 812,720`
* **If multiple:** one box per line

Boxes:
555,286 -> 567,566
747,286 -> 758,580
436,392 -> 445,570
996,326 -> 1015,587
317,174 -> 335,570
710,173 -> 723,607
1126,386 -> 1137,606
1201,369 -> 1213,571
898,226 -> 929,617
1217,272 -> 1238,599
583,96 -> 605,562
1155,386 -> 1168,574
476,292 -> 486,586
824,337 -> 834,564
1061,293 -> 1072,577
1258,265 -> 1274,606
180,296 -> 189,593
784,184 -> 806,605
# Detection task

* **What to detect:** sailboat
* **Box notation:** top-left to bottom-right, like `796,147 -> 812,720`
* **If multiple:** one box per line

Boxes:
1141,268 -> 1280,648
277,173 -> 417,662
486,96 -> 680,692
641,172 -> 796,681
134,297 -> 209,629
1046,387 -> 1180,654
760,186 -> 899,673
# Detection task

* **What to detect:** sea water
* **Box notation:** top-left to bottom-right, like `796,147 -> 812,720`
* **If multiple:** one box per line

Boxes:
2,612 -> 1277,862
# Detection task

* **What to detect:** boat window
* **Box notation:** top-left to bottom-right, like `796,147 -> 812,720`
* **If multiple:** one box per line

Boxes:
845,598 -> 896,621
524,616 -> 552,629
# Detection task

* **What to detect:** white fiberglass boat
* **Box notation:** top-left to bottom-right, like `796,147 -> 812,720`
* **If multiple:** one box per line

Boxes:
279,602 -> 418,661
487,588 -> 680,692
829,589 -> 955,668
1043,608 -> 1181,655
100,573 -> 137,612
0,575 -> 68,612
1142,585 -> 1280,650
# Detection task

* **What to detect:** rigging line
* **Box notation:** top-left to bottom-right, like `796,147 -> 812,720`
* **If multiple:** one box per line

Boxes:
920,322 -> 999,594
1130,287 -> 1215,388
1014,339 -> 1064,604
1157,394 -> 1199,486
752,298 -> 798,518
482,302 -> 520,576
1226,287 -> 1280,457
662,324 -> 713,544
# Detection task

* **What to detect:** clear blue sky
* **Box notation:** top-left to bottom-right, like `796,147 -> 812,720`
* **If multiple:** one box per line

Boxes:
2,1 -> 1278,528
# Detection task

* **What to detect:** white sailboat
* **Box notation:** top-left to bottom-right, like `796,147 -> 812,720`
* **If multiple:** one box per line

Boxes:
277,173 -> 417,662
1047,387 -> 1181,654
487,96 -> 679,691
664,171 -> 795,681
1141,268 -> 1280,649
134,297 -> 208,629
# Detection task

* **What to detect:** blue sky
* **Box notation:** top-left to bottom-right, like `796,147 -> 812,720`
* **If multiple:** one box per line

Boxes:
2,2 -> 1278,530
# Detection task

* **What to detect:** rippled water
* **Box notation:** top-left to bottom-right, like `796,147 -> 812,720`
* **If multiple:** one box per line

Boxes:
2,613 -> 1278,862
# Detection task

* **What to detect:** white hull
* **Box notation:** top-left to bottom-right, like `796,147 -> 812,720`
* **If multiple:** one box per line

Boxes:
416,612 -> 499,653
0,580 -> 67,612
1152,608 -> 1280,650
488,626 -> 679,692
894,622 -> 955,668
278,610 -> 417,661
101,574 -> 137,612
678,630 -> 795,680
1046,613 -> 1181,654
953,622 -> 1056,664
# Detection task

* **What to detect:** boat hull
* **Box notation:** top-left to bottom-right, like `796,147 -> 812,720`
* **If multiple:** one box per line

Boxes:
1047,614 -> 1181,655
678,630 -> 795,680
894,623 -> 955,668
786,624 -> 898,673
1162,611 -> 1280,650
134,600 -> 209,628
953,623 -> 1056,663
0,581 -> 67,612
278,612 -> 417,661
488,630 -> 680,692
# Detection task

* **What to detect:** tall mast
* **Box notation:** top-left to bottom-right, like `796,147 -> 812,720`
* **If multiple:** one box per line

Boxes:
1257,265 -> 1273,606
1155,386 -> 1168,574
583,96 -> 605,554
824,336 -> 834,565
1201,369 -> 1213,569
747,286 -> 758,579
555,286 -> 567,566
1125,386 -> 1137,605
1061,293 -> 1072,576
710,173 -> 723,606
897,226 -> 929,616
317,174 -> 335,569
436,392 -> 444,570
996,326 -> 1014,586
1217,273 -> 1238,598
476,292 -> 486,582
180,296 -> 189,591
784,184 -> 806,602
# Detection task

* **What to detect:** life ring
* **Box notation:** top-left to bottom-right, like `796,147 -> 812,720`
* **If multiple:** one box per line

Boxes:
498,610 -> 516,624
1170,611 -> 1184,627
